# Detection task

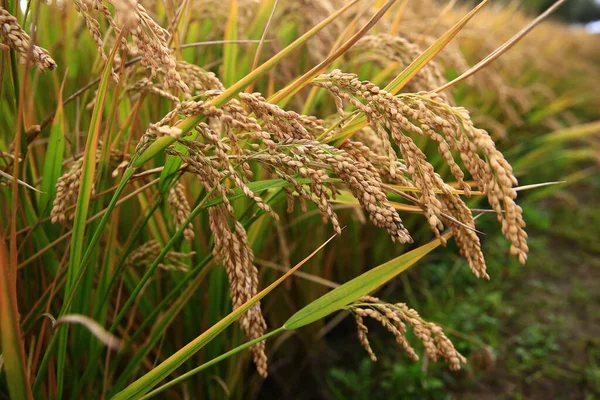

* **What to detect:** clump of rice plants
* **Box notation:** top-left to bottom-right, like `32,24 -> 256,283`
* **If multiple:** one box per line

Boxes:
0,0 -> 597,398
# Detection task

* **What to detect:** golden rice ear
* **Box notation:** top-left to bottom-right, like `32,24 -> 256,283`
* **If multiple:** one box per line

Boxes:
125,240 -> 193,272
70,0 -> 187,89
110,0 -> 139,29
51,157 -> 85,224
314,71 -> 528,269
176,62 -> 225,92
350,296 -> 466,370
208,206 -> 268,377
354,313 -> 378,362
168,182 -> 194,242
127,78 -> 181,102
51,147 -> 130,223
132,3 -> 188,93
237,92 -> 412,242
0,7 -> 56,72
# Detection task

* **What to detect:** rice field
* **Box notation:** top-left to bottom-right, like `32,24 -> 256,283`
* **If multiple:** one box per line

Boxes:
0,0 -> 598,398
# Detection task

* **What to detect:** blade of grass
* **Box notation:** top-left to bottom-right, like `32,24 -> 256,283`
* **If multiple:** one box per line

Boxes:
385,0 -> 488,95
222,0 -> 239,88
0,237 -> 34,399
107,185 -> 219,334
38,69 -> 67,214
3,3 -> 38,398
524,167 -> 596,203
70,199 -> 166,396
139,327 -> 285,399
140,233 -> 448,396
540,120 -> 600,145
513,121 -> 600,171
18,176 -> 158,270
246,0 -> 280,93
301,7 -> 366,115
109,263 -> 208,393
284,234 -> 450,329
0,169 -> 43,193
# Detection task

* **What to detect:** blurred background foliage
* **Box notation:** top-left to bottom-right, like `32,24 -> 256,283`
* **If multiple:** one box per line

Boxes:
467,0 -> 600,22
523,0 -> 600,22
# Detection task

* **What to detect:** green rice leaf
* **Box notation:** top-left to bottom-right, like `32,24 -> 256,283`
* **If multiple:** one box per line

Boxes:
38,73 -> 67,215
283,235 -> 448,330
223,0 -> 239,88
0,239 -> 33,400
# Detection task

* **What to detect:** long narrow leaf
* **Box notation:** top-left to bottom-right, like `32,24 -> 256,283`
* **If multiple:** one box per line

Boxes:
284,234 -> 450,330
223,0 -> 239,87
385,0 -> 488,95
38,71 -> 67,214
328,0 -> 489,144
0,238 -> 33,399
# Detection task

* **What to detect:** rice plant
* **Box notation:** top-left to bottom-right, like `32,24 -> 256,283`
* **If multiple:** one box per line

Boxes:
0,0 -> 598,398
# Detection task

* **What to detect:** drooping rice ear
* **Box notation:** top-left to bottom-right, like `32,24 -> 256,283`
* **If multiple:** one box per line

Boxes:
0,7 -> 56,72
